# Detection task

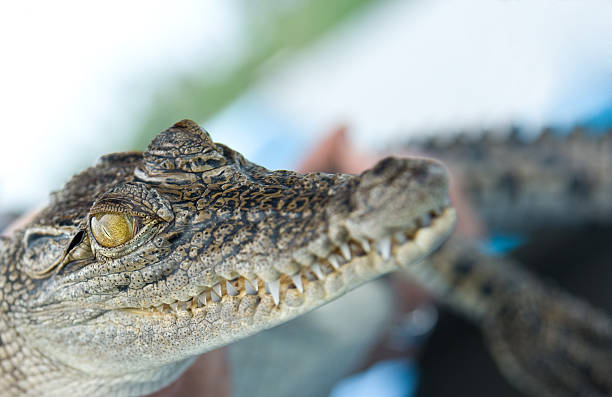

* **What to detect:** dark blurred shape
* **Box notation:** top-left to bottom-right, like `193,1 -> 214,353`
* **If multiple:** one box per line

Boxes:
417,224 -> 612,397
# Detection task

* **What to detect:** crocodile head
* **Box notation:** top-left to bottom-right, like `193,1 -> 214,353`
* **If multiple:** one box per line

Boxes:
8,120 -> 455,394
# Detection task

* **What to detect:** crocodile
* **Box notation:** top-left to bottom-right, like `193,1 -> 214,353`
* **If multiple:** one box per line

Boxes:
403,127 -> 612,233
2,120 -> 611,397
287,125 -> 612,397
0,120 -> 456,396
400,127 -> 612,397
426,236 -> 612,397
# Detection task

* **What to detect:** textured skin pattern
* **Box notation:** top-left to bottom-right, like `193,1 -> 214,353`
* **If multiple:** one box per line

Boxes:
426,238 -> 612,397
0,120 -> 454,396
408,128 -> 612,232
402,128 -> 612,397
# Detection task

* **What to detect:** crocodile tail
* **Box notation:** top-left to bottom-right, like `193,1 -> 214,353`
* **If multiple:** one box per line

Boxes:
423,238 -> 612,397
483,282 -> 612,397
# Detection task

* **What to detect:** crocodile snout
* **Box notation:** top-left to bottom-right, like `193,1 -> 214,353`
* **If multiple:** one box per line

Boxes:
341,156 -> 450,240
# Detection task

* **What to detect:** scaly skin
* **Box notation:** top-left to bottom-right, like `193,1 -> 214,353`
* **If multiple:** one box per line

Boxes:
401,127 -> 612,397
425,237 -> 612,397
0,120 -> 455,396
406,127 -> 612,232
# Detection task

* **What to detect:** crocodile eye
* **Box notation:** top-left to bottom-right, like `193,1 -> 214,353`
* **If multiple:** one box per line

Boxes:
90,213 -> 137,248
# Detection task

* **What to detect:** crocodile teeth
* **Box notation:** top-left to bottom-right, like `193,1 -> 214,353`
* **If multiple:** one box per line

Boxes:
291,273 -> 303,293
339,243 -> 351,260
311,263 -> 325,280
266,279 -> 280,306
211,284 -> 222,302
376,236 -> 391,260
245,278 -> 258,295
198,294 -> 207,307
328,255 -> 340,270
356,237 -> 371,253
226,281 -> 238,296
170,302 -> 178,311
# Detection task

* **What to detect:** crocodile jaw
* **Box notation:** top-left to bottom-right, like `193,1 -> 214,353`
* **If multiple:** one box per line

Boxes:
27,207 -> 455,382
127,207 -> 456,318
15,120 -> 455,394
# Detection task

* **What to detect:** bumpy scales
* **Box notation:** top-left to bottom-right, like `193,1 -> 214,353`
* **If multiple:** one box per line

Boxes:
0,120 -> 454,396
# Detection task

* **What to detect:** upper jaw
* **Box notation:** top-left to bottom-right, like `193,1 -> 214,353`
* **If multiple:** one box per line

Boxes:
119,156 -> 454,315
38,154 -> 453,323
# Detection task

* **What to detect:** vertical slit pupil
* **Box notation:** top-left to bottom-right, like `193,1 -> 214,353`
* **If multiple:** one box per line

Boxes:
67,230 -> 85,252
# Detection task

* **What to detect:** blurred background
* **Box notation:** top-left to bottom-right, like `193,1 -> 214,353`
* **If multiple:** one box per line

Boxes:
2,0 -> 611,212
1,1 -> 612,396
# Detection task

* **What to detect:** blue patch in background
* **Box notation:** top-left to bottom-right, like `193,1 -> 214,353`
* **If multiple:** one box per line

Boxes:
329,359 -> 418,397
481,234 -> 526,255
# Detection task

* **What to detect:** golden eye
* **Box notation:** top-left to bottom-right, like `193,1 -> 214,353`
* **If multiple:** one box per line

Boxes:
90,213 -> 137,248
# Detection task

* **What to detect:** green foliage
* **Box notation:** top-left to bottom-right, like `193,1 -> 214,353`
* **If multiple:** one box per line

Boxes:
130,0 -> 378,149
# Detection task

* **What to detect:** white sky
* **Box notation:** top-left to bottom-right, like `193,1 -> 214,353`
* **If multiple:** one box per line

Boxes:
1,0 -> 611,210
0,0 -> 242,210
258,0 -> 612,145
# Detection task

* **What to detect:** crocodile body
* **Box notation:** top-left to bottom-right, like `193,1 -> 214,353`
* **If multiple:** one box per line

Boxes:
1,120 -> 611,396
0,120 -> 455,396
406,128 -> 612,232
403,128 -> 612,396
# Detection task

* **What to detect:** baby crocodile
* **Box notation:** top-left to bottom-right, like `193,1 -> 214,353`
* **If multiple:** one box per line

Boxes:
0,120 -> 455,396
406,127 -> 612,397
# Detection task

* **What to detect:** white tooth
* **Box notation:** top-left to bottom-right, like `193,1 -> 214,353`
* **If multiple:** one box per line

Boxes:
180,302 -> 187,311
226,281 -> 238,296
170,302 -> 178,311
340,243 -> 351,260
213,283 -> 222,298
356,237 -> 370,253
266,279 -> 280,306
198,294 -> 207,307
211,290 -> 221,302
291,273 -> 303,293
376,236 -> 391,260
328,255 -> 340,270
155,304 -> 163,312
394,231 -> 407,244
311,263 -> 325,279
245,279 -> 258,295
